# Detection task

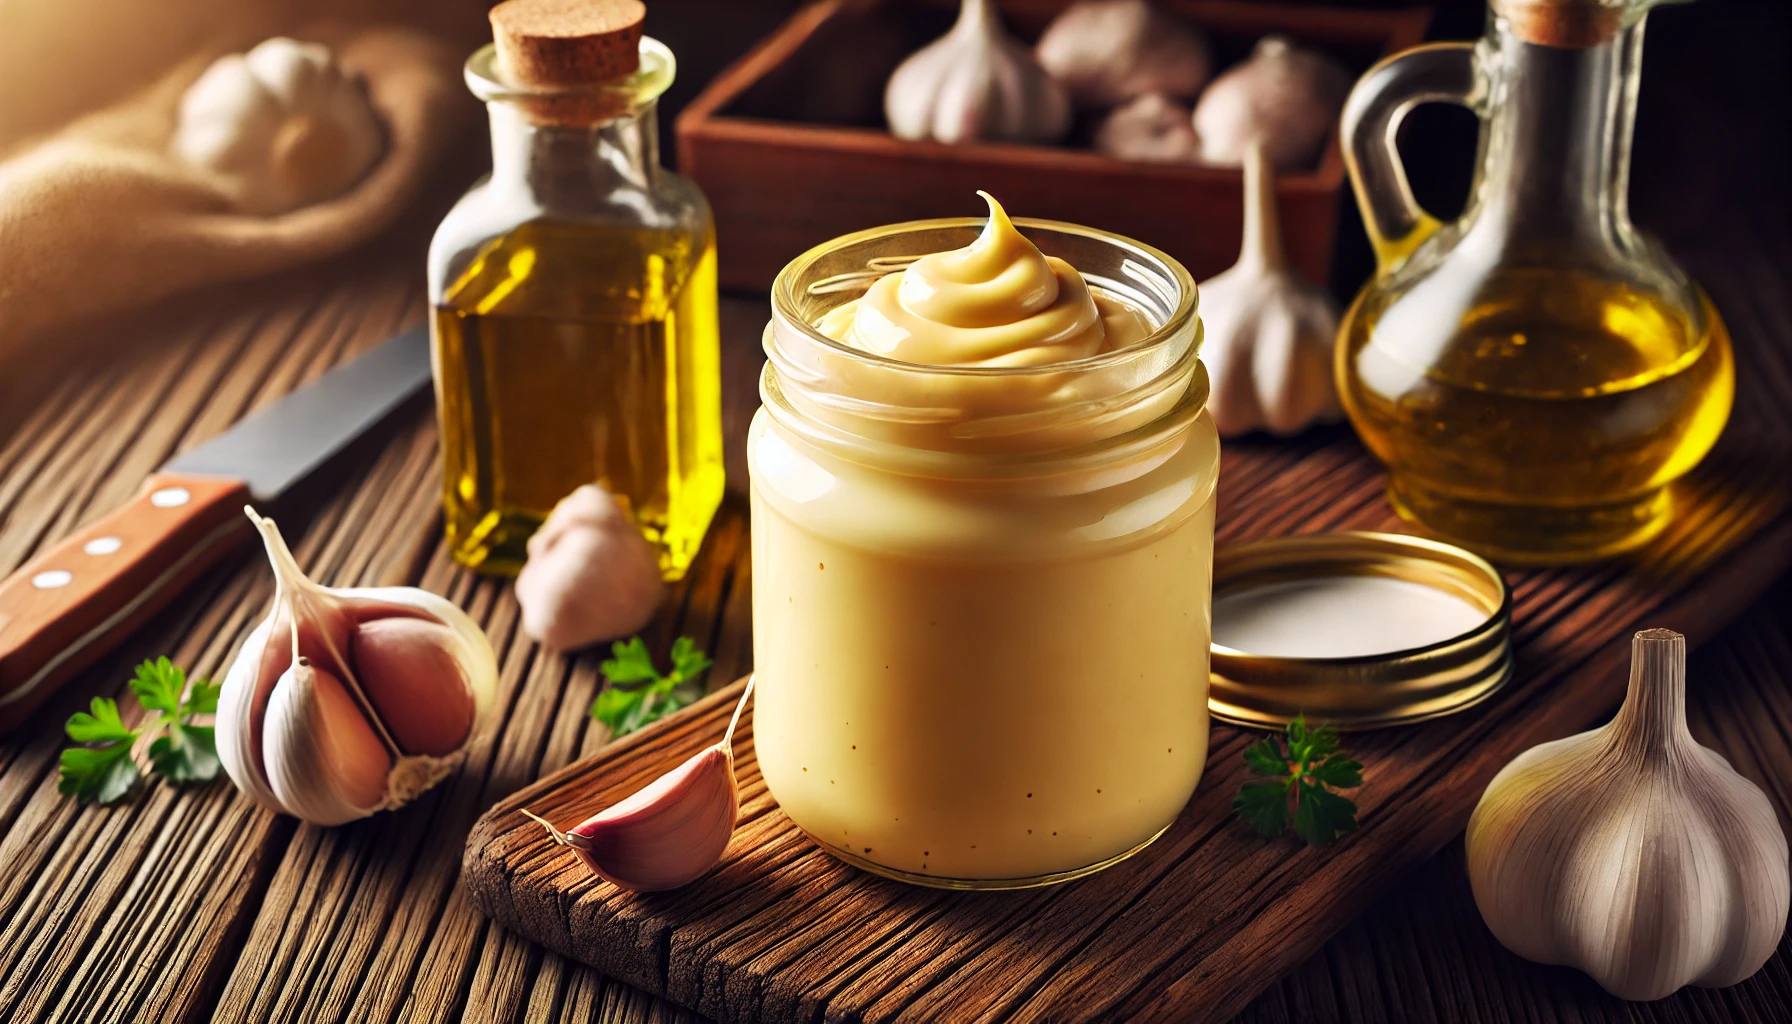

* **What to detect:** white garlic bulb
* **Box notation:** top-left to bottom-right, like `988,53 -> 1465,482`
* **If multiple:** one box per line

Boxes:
1094,93 -> 1200,163
1192,35 -> 1349,169
515,484 -> 665,651
1468,629 -> 1790,1001
1198,140 -> 1340,436
172,37 -> 385,215
1036,0 -> 1212,108
884,0 -> 1070,145
217,508 -> 498,826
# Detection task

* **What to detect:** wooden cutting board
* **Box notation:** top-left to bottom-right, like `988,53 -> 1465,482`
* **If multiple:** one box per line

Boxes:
464,430 -> 1792,1024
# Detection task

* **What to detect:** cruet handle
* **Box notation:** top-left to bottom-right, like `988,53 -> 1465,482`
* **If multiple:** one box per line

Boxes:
1341,42 -> 1485,274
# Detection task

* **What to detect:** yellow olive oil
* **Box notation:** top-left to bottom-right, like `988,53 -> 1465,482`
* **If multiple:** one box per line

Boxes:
432,220 -> 724,578
1339,268 -> 1734,563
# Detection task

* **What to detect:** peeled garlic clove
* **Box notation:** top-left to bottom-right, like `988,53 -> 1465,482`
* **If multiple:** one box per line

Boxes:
262,657 -> 392,826
1094,93 -> 1201,164
351,617 -> 476,757
172,37 -> 385,214
525,678 -> 754,891
884,0 -> 1070,145
1036,0 -> 1212,108
1467,629 -> 1790,1001
1192,35 -> 1350,169
1198,140 -> 1340,437
516,485 -> 665,651
217,508 -> 499,826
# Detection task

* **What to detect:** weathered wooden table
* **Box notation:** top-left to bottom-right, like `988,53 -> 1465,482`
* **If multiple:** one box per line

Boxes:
0,200 -> 1788,1023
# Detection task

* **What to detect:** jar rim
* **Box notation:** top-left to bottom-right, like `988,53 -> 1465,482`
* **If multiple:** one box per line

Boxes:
769,216 -> 1200,379
463,37 -> 676,110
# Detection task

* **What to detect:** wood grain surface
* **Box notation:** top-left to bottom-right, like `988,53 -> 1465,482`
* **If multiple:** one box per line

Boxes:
0,193 -> 1786,1024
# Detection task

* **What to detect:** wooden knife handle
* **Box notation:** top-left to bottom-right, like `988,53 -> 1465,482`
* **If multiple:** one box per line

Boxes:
0,472 -> 252,732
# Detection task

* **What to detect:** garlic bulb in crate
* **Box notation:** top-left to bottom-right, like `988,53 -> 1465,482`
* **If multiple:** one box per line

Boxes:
884,0 -> 1069,145
217,509 -> 497,825
1036,0 -> 1212,108
1192,35 -> 1349,170
1198,141 -> 1340,436
172,37 -> 385,214
1467,629 -> 1789,1001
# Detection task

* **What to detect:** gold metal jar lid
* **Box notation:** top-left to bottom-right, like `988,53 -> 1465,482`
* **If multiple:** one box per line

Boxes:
1209,532 -> 1513,730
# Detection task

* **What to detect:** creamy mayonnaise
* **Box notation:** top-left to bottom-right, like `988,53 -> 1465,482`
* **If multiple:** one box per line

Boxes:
815,192 -> 1150,366
751,200 -> 1216,886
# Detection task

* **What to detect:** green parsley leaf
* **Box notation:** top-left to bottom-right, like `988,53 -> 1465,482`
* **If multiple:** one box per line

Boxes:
591,636 -> 713,737
60,658 -> 223,805
149,724 -> 220,783
1231,716 -> 1362,848
60,697 -> 143,804
129,656 -> 187,714
65,696 -> 137,744
59,743 -> 141,804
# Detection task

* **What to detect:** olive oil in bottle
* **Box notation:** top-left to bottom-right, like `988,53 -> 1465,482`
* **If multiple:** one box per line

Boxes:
434,221 -> 723,577
430,17 -> 723,578
1339,269 -> 1734,562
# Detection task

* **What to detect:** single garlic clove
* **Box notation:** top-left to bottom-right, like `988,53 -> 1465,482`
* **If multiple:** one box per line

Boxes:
569,746 -> 739,891
1192,35 -> 1350,170
524,678 -> 755,891
1036,0 -> 1212,108
262,657 -> 392,826
350,616 -> 476,757
516,485 -> 665,651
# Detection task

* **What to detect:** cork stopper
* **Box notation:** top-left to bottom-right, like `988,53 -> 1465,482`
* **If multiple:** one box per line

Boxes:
487,0 -> 647,122
1494,0 -> 1625,48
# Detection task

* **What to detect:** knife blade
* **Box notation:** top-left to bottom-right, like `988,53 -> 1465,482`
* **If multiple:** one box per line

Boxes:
0,323 -> 433,731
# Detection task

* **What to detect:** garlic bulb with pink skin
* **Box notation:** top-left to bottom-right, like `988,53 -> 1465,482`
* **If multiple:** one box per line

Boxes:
216,508 -> 498,825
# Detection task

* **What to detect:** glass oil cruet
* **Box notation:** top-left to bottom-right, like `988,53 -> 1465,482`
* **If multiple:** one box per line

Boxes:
1336,0 -> 1733,564
429,2 -> 724,578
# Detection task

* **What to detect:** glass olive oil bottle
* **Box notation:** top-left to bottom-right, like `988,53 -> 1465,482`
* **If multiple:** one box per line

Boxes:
429,32 -> 723,578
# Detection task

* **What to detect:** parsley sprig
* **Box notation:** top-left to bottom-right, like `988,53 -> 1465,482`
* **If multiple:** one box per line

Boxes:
591,636 -> 713,737
1233,716 -> 1362,848
58,658 -> 222,804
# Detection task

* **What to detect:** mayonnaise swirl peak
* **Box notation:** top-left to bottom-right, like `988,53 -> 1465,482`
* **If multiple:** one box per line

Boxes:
815,192 -> 1151,367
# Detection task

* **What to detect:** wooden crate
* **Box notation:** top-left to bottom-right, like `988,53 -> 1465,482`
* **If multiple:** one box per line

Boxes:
675,0 -> 1432,292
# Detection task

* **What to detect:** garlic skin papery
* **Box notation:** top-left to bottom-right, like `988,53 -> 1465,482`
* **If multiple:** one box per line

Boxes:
1094,93 -> 1201,163
1198,141 -> 1340,436
172,37 -> 385,215
884,0 -> 1070,145
515,485 -> 665,651
217,509 -> 498,826
524,678 -> 754,891
1467,629 -> 1790,1001
1036,0 -> 1212,109
1191,35 -> 1349,169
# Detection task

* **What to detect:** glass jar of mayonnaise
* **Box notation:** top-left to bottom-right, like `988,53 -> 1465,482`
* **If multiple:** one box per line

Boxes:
749,195 -> 1218,889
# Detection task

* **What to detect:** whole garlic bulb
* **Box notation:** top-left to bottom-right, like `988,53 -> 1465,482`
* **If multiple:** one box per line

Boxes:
1468,629 -> 1790,1001
1198,140 -> 1340,436
515,485 -> 665,651
172,37 -> 385,215
524,678 -> 754,891
1094,93 -> 1200,163
217,508 -> 498,826
884,0 -> 1070,145
1036,0 -> 1212,108
1192,35 -> 1350,169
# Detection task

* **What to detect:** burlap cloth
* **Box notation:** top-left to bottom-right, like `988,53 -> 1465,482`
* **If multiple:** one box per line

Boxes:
0,0 -> 491,356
